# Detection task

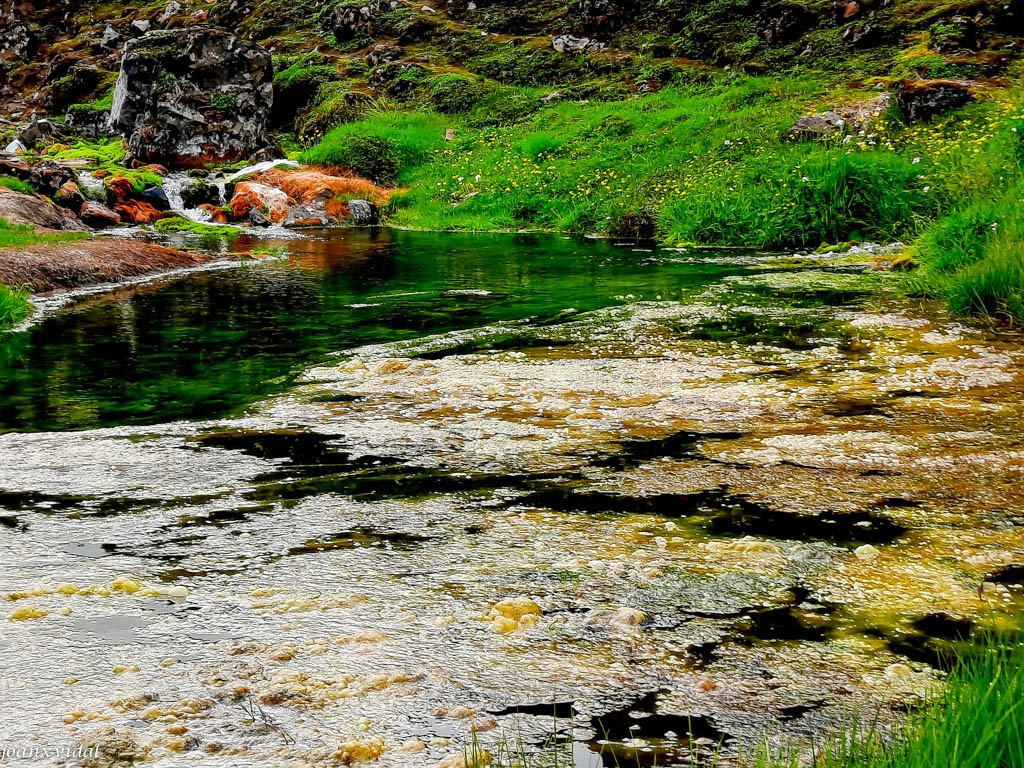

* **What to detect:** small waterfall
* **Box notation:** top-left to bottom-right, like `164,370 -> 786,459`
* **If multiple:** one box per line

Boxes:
162,173 -> 214,224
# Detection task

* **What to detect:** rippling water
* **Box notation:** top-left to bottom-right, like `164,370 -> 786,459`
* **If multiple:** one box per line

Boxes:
0,231 -> 1022,767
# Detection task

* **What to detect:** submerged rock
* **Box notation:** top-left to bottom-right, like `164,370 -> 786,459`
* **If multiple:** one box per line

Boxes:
109,27 -> 277,168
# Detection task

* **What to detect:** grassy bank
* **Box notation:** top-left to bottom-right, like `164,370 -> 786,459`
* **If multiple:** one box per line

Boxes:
0,219 -> 91,330
759,634 -> 1024,768
302,72 -> 1024,320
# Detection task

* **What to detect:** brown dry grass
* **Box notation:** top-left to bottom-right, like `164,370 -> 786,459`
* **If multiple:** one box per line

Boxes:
256,168 -> 391,207
0,239 -> 211,292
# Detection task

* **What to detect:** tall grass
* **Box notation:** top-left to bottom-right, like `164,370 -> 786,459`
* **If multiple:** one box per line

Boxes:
0,284 -> 31,330
758,634 -> 1024,768
912,186 -> 1024,321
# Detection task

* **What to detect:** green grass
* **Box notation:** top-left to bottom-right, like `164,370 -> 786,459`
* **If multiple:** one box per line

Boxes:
301,71 -> 1024,321
910,184 -> 1024,322
758,633 -> 1024,768
0,218 -> 87,250
0,177 -> 36,195
0,284 -> 31,330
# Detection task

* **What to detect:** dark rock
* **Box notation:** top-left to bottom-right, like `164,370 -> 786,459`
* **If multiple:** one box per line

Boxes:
109,27 -> 277,168
248,208 -> 272,228
29,160 -> 78,199
17,119 -> 72,150
320,0 -> 385,43
55,181 -> 85,214
142,186 -> 170,211
843,22 -> 891,48
896,80 -> 975,122
347,199 -> 380,226
929,16 -> 979,54
758,4 -> 815,45
784,112 -> 846,140
180,178 -> 220,209
79,201 -> 122,228
579,0 -> 626,33
366,43 -> 403,67
64,107 -> 111,138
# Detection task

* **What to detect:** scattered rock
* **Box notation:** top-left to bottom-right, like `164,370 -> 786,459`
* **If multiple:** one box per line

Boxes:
4,139 -> 27,155
334,737 -> 387,764
579,0 -> 625,32
552,35 -> 606,54
54,181 -> 85,214
75,727 -> 149,768
785,112 -> 847,140
854,544 -> 880,560
321,0 -> 384,43
110,28 -> 277,168
758,4 -> 815,44
199,203 -> 229,223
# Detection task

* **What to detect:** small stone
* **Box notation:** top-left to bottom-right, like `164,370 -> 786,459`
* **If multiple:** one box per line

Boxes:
167,585 -> 189,599
160,658 -> 179,667
490,617 -> 518,634
854,544 -> 880,561
402,738 -> 426,752
696,678 -> 717,692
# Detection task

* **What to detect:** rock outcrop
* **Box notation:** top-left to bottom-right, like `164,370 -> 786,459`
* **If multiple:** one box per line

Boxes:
0,186 -> 87,231
109,27 -> 277,168
896,80 -> 976,122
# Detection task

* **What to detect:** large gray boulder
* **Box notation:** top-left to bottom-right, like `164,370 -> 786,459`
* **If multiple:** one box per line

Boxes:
109,27 -> 277,168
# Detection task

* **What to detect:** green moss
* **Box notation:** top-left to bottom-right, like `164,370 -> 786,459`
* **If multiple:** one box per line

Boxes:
49,139 -> 125,164
153,217 -> 242,237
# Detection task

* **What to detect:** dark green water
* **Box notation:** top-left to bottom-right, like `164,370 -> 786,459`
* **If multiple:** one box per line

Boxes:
0,230 -> 754,434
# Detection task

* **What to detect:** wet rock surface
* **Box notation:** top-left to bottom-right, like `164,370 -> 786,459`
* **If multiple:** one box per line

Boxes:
0,237 -> 1022,767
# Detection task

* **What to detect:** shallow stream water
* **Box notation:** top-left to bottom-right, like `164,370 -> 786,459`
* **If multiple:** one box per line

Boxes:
0,231 -> 1022,767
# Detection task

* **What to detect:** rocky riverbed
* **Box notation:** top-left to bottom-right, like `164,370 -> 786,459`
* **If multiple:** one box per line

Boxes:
0,234 -> 1021,767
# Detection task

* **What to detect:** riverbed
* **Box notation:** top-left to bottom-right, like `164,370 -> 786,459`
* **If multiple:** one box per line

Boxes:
0,230 -> 1021,767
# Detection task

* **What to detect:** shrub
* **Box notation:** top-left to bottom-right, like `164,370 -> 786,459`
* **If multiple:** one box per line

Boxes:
428,74 -> 484,114
306,135 -> 400,184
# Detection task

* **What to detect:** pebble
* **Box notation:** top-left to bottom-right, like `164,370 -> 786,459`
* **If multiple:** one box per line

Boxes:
855,544 -> 880,561
402,738 -> 426,752
438,748 -> 492,768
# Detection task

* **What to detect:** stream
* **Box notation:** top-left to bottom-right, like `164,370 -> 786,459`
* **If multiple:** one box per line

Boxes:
0,230 -> 1022,767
